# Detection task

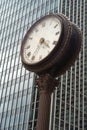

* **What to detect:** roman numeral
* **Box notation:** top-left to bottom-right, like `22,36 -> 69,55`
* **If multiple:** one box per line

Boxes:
27,52 -> 31,57
29,37 -> 33,40
54,24 -> 58,28
25,46 -> 30,49
31,55 -> 35,60
53,41 -> 57,45
55,32 -> 59,35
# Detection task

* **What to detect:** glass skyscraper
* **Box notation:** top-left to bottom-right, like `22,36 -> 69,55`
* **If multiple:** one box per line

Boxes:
0,0 -> 87,130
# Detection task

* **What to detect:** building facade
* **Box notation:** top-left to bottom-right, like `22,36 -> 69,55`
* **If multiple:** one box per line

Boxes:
0,0 -> 87,130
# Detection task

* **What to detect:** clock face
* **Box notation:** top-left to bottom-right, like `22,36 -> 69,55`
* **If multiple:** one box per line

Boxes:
22,15 -> 62,64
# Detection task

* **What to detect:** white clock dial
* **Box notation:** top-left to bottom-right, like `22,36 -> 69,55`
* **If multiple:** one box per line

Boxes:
23,15 -> 62,64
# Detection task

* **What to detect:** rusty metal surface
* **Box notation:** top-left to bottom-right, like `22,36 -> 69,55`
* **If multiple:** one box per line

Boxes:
36,74 -> 59,93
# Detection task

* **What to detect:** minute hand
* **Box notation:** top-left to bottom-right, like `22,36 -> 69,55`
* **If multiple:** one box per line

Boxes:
44,41 -> 50,48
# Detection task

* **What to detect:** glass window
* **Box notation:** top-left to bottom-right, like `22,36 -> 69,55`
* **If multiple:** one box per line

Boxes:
1,117 -> 5,129
15,83 -> 19,93
12,99 -> 17,109
2,88 -> 6,97
23,123 -> 28,130
9,115 -> 14,127
26,95 -> 31,105
24,111 -> 29,122
8,100 -> 12,111
11,59 -> 15,67
2,112 -> 6,118
5,74 -> 9,83
18,125 -> 23,130
29,109 -> 33,121
21,67 -> 25,76
17,97 -> 21,108
2,51 -> 5,59
50,2 -> 54,10
5,116 -> 10,128
25,15 -> 29,25
14,114 -> 19,125
19,81 -> 23,91
24,80 -> 28,89
1,75 -> 4,84
23,89 -> 27,96
21,95 -> 26,106
0,103 -> 3,113
13,126 -> 18,130
9,72 -> 13,81
20,106 -> 25,113
19,113 -> 24,123
13,70 -> 17,79
7,60 -> 11,69
7,111 -> 10,117
3,102 -> 8,112
35,109 -> 38,119
29,78 -> 34,88
0,113 -> 1,123
17,68 -> 21,78
6,50 -> 9,58
6,87 -> 10,96
10,85 -> 15,94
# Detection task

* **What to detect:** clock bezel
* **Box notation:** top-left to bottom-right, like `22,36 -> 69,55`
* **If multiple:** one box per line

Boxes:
21,14 -> 64,66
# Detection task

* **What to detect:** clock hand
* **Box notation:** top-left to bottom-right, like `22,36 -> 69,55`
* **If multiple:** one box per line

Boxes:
39,38 -> 50,48
44,41 -> 50,48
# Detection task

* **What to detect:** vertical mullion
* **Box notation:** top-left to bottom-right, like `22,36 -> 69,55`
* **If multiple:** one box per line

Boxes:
44,0 -> 47,15
38,0 -> 42,19
77,0 -> 80,129
73,0 -> 74,21
65,0 -> 67,15
69,67 -> 72,130
41,0 -> 46,16
32,87 -> 38,130
58,0 -> 60,13
58,75 -> 63,130
79,0 -> 85,130
53,88 -> 57,130
60,0 -> 63,13
25,73 -> 31,129
49,93 -> 54,130
27,1 -> 32,27
36,0 -> 39,20
82,0 -> 85,129
77,0 -> 80,126
68,0 -> 71,18
31,1 -> 34,24
74,61 -> 77,130
48,0 -> 50,14
72,1 -> 77,130
64,71 -> 68,130
53,0 -> 55,13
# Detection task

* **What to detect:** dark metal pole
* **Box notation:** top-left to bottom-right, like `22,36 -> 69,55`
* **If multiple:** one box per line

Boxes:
36,74 -> 59,130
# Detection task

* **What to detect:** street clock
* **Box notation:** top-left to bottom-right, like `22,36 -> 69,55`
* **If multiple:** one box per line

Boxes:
21,14 -> 82,77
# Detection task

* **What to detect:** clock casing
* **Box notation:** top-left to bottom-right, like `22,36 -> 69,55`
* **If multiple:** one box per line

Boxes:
21,14 -> 82,77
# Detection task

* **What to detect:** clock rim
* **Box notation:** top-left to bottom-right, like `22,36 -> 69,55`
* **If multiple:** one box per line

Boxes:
21,14 -> 72,74
21,14 -> 64,65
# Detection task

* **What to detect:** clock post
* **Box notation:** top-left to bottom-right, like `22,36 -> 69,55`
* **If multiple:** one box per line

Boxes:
20,14 -> 82,130
36,74 -> 59,130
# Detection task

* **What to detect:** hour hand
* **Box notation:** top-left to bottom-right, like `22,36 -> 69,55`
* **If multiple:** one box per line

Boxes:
39,38 -> 50,48
44,41 -> 50,48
